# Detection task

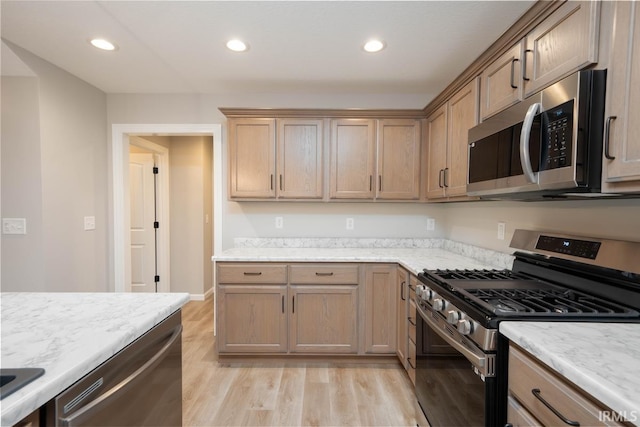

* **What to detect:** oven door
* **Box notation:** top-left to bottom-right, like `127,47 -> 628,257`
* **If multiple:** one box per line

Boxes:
415,304 -> 496,427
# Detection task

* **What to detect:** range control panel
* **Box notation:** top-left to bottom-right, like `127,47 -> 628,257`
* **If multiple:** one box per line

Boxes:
536,235 -> 601,260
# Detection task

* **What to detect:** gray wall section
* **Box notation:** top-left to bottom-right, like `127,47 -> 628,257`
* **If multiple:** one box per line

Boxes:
1,42 -> 108,292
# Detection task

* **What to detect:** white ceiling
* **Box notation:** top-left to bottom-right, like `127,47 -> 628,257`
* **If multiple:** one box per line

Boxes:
1,1 -> 534,98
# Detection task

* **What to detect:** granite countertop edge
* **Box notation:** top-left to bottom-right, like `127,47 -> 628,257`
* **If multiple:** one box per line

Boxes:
0,292 -> 190,427
500,321 -> 640,424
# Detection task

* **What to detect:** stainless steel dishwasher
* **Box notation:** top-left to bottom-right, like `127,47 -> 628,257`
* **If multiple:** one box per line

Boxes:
48,310 -> 182,426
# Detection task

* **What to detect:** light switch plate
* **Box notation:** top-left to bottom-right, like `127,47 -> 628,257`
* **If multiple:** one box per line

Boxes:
346,218 -> 354,230
275,216 -> 283,229
2,218 -> 27,235
84,216 -> 96,231
427,218 -> 435,231
497,222 -> 506,240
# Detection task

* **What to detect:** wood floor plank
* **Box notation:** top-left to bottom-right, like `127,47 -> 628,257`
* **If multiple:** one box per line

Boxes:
181,299 -> 429,427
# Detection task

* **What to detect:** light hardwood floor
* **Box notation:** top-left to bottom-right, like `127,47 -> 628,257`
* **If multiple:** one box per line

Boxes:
181,299 -> 429,427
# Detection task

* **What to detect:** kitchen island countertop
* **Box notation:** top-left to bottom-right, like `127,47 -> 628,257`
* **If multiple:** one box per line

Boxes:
500,321 -> 640,425
0,292 -> 189,426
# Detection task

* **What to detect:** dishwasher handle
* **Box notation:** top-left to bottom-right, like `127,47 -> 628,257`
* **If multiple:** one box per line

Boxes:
59,324 -> 182,427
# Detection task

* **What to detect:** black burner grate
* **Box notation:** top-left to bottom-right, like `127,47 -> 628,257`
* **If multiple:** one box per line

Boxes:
429,269 -> 535,281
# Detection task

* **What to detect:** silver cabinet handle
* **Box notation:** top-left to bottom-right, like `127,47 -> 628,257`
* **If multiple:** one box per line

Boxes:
520,102 -> 542,184
59,324 -> 182,426
522,49 -> 533,81
510,58 -> 519,89
531,388 -> 580,426
604,116 -> 617,160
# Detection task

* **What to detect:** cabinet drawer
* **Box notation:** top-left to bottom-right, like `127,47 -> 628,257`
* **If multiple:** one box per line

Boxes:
509,345 -> 624,426
407,340 -> 417,385
289,264 -> 359,284
217,264 -> 287,284
507,396 -> 542,427
408,299 -> 417,344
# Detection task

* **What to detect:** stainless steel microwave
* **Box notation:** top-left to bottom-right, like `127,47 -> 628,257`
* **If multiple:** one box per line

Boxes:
467,70 -> 606,200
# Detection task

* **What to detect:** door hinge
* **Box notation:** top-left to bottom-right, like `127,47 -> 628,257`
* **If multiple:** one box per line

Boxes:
154,275 -> 160,283
153,167 -> 159,174
154,221 -> 159,229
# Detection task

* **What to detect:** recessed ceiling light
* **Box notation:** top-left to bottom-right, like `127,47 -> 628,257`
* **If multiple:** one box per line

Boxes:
363,39 -> 385,53
90,38 -> 117,51
226,39 -> 248,52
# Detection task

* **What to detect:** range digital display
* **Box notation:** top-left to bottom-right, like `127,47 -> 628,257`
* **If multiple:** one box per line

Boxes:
536,235 -> 601,259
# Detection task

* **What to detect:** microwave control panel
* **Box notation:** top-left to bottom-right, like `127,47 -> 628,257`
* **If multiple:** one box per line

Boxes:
542,100 -> 574,170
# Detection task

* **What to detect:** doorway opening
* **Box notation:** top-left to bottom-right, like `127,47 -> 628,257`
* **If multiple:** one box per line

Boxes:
111,124 -> 223,299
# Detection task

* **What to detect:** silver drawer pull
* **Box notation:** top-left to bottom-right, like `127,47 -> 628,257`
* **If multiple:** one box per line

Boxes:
531,388 -> 580,426
243,272 -> 262,276
315,272 -> 334,276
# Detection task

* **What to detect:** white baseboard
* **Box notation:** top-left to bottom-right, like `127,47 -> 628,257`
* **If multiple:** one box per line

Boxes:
190,287 -> 214,301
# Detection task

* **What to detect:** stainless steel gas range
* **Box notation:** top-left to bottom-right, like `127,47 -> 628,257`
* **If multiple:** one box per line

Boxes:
413,229 -> 640,427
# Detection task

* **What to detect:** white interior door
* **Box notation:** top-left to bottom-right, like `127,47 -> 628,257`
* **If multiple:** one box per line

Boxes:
129,153 -> 157,292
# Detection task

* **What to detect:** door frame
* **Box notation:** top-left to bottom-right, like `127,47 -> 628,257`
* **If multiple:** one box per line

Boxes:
111,124 -> 223,293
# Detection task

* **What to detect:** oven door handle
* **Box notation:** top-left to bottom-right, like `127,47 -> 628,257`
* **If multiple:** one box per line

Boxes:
417,304 -> 493,378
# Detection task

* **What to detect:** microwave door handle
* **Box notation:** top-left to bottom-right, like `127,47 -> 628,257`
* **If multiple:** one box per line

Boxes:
520,102 -> 542,184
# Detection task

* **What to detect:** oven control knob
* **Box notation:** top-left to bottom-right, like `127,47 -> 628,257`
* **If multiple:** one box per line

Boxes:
433,298 -> 447,311
446,310 -> 460,325
457,319 -> 474,335
415,285 -> 425,299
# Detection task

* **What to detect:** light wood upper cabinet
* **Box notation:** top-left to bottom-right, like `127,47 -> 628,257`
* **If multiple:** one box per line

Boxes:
480,42 -> 524,121
446,79 -> 479,197
228,118 -> 276,198
427,78 -> 479,200
602,1 -> 640,193
377,119 -> 421,200
426,104 -> 448,199
329,119 -> 376,199
523,1 -> 600,98
277,119 -> 324,198
364,264 -> 397,354
481,1 -> 600,121
228,118 -> 323,200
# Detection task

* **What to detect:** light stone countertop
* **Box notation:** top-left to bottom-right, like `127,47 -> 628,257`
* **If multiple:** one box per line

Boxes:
500,322 -> 640,425
0,292 -> 189,427
213,238 -> 515,273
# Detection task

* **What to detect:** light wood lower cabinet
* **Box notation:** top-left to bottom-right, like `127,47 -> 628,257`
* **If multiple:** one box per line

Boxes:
507,344 -> 626,426
289,285 -> 358,353
217,284 -> 288,353
396,268 -> 409,368
364,264 -> 397,354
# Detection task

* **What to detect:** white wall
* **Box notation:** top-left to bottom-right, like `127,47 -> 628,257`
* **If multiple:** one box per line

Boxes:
444,199 -> 640,253
169,136 -> 213,296
1,42 -> 108,292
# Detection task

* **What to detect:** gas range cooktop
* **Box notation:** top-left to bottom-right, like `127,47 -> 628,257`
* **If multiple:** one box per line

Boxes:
423,268 -> 639,318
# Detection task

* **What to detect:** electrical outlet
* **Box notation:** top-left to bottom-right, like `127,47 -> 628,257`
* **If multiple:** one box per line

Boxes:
497,222 -> 506,240
2,218 -> 27,235
275,216 -> 283,229
427,218 -> 435,231
84,216 -> 96,231
346,218 -> 354,230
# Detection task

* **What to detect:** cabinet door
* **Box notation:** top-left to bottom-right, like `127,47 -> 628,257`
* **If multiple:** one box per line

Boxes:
603,1 -> 640,192
446,78 -> 479,197
377,119 -> 421,200
217,285 -> 287,353
426,104 -> 448,199
524,1 -> 600,97
396,268 -> 409,368
480,42 -> 524,120
277,119 -> 324,199
364,264 -> 397,354
289,285 -> 358,353
228,118 -> 276,198
329,119 -> 376,199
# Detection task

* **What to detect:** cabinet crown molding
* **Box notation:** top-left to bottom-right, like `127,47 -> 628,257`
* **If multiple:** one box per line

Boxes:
219,107 -> 426,119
